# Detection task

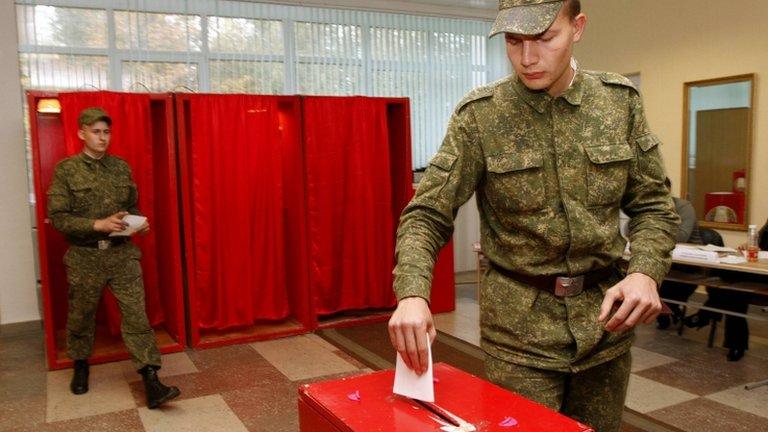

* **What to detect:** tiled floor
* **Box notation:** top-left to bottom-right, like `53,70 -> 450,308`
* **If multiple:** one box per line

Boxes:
1,275 -> 766,431
0,323 -> 371,432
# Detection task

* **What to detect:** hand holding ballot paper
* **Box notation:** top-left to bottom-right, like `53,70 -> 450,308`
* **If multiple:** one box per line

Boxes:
393,332 -> 434,402
109,214 -> 149,237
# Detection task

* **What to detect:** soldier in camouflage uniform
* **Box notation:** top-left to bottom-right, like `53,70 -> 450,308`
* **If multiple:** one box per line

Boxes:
388,1 -> 679,431
47,107 -> 179,408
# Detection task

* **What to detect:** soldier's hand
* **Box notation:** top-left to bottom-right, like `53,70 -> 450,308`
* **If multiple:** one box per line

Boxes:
598,272 -> 661,332
93,211 -> 129,233
388,296 -> 436,375
137,220 -> 150,235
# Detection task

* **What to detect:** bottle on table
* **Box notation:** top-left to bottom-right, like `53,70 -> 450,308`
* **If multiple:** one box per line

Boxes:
747,224 -> 759,263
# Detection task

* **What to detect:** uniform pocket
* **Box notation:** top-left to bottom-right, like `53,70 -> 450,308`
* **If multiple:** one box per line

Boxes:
584,144 -> 633,206
114,181 -> 136,207
485,151 -> 545,213
70,182 -> 95,212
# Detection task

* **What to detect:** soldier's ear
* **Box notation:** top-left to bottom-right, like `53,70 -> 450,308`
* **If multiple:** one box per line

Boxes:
77,127 -> 85,141
572,13 -> 587,43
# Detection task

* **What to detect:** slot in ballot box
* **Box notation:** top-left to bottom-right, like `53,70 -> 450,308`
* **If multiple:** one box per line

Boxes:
298,363 -> 594,432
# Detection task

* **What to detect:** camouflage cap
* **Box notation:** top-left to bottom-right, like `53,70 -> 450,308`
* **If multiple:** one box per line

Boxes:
77,107 -> 112,127
489,0 -> 565,37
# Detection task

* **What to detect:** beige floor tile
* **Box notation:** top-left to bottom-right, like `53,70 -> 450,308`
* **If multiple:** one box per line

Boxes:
435,312 -> 481,346
435,297 -> 481,346
251,334 -> 359,381
705,384 -> 768,419
304,333 -> 343,352
625,374 -> 699,413
119,352 -> 200,382
138,394 -> 248,432
46,362 -> 137,422
630,346 -> 678,372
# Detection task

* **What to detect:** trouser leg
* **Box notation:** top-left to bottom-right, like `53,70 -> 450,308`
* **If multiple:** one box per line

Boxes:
562,351 -> 632,432
485,355 -> 565,411
658,281 -> 697,315
706,288 -> 750,350
108,246 -> 161,370
65,249 -> 107,361
485,351 -> 631,432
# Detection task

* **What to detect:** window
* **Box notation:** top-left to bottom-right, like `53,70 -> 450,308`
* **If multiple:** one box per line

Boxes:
210,61 -> 283,94
16,1 -> 507,169
122,62 -> 199,92
17,5 -> 107,48
115,11 -> 202,51
209,17 -> 283,55
20,53 -> 108,90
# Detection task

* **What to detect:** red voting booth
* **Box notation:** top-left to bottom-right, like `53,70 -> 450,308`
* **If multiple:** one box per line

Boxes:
32,91 -> 455,356
176,94 -> 314,349
28,91 -> 186,370
177,94 -> 455,348
299,363 -> 594,432
302,96 -> 454,330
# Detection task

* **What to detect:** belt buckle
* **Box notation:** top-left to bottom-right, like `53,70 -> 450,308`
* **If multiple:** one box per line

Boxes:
97,240 -> 111,250
555,275 -> 584,297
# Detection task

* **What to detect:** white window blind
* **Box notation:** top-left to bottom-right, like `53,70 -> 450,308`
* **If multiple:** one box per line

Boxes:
16,0 -> 508,169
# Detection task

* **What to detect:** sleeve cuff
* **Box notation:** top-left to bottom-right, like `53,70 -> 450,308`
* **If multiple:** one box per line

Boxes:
627,253 -> 669,287
393,273 -> 432,303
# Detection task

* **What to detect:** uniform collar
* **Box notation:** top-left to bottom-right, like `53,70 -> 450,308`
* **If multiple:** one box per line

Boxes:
561,70 -> 584,107
79,151 -> 107,166
511,69 -> 584,113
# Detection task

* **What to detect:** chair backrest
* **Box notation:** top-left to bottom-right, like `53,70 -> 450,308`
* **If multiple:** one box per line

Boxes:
699,228 -> 724,247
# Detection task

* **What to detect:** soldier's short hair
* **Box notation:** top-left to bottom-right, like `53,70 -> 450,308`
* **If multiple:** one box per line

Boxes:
565,0 -> 581,19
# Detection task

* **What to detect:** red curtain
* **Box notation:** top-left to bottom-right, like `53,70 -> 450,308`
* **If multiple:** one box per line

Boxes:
303,97 -> 397,315
58,92 -> 164,335
186,94 -> 290,329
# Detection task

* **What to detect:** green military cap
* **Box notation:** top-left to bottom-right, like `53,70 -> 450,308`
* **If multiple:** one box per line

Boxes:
489,0 -> 565,37
77,107 -> 112,127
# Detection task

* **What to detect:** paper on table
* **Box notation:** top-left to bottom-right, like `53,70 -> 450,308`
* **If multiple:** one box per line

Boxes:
109,214 -> 147,237
720,255 -> 747,264
393,332 -> 434,402
759,251 -> 768,260
699,244 -> 738,253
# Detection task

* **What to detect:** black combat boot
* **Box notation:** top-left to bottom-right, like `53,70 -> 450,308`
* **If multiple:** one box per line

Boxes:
139,366 -> 180,409
70,359 -> 89,395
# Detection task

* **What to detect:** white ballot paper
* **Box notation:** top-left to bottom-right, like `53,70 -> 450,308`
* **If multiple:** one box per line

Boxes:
393,332 -> 434,402
109,214 -> 148,237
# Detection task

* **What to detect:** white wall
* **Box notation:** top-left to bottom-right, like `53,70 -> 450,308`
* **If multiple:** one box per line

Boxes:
575,0 -> 768,247
0,1 -> 38,324
453,194 -> 481,272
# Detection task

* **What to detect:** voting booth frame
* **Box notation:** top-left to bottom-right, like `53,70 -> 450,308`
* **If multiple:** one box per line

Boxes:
29,90 -> 455,368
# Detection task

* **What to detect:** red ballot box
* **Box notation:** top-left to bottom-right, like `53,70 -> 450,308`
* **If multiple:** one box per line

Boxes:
298,363 -> 594,432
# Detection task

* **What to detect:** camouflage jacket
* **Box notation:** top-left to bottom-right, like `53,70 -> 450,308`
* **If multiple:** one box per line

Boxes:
47,153 -> 140,245
393,71 -> 679,370
394,70 -> 679,298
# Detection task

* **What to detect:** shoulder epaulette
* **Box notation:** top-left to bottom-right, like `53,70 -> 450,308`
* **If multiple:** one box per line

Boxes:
589,70 -> 639,92
454,75 -> 511,114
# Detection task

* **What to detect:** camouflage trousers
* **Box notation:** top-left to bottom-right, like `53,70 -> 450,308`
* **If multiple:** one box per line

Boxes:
63,243 -> 161,370
486,351 -> 631,432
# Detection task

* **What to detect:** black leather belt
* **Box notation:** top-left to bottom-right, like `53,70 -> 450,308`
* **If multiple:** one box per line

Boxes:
77,237 -> 130,249
490,263 -> 615,297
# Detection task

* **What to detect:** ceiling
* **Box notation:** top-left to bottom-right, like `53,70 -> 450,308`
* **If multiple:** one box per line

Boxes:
257,0 -> 498,19
408,0 -> 497,9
